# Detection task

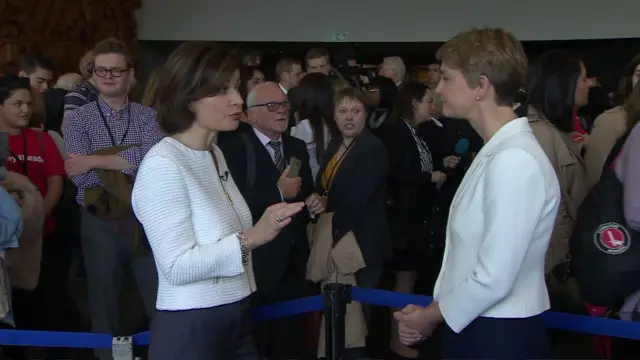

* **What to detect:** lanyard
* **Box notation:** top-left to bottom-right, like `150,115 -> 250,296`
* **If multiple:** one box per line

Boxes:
322,139 -> 355,197
8,132 -> 28,175
96,102 -> 131,146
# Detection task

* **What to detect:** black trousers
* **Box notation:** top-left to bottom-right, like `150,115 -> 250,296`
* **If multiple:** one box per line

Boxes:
5,225 -> 80,360
440,315 -> 551,360
149,298 -> 259,360
252,253 -> 307,360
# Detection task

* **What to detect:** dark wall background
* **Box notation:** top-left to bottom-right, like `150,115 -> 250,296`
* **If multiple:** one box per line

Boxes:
137,38 -> 640,93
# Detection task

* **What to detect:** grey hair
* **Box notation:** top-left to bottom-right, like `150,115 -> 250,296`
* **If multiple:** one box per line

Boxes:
246,81 -> 281,108
382,56 -> 406,81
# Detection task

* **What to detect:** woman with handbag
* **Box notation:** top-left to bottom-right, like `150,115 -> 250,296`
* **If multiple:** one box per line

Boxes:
314,87 -> 391,359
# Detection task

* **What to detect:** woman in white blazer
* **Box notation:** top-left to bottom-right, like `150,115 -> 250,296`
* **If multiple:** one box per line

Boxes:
394,28 -> 561,360
131,43 -> 304,360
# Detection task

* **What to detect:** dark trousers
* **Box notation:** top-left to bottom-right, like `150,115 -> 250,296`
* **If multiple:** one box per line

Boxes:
81,210 -> 158,360
252,250 -> 308,360
149,298 -> 259,360
5,225 -> 81,359
440,315 -> 551,360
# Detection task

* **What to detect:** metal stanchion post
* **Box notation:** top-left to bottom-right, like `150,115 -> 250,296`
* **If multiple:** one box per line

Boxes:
112,336 -> 134,360
323,283 -> 351,360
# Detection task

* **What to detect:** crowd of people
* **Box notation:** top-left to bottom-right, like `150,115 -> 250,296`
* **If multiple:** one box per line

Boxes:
0,25 -> 638,360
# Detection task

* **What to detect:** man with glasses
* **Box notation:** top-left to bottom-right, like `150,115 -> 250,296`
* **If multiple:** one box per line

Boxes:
219,82 -> 325,359
61,37 -> 162,360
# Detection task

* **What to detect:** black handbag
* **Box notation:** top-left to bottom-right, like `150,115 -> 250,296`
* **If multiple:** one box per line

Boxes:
570,135 -> 640,307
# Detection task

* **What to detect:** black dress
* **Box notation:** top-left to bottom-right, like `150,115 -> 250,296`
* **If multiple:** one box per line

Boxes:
382,121 -> 445,272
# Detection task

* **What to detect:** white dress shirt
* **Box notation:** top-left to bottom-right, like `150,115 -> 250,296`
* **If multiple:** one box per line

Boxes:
434,117 -> 561,333
278,83 -> 288,95
290,119 -> 331,182
132,137 -> 255,311
254,127 -> 283,163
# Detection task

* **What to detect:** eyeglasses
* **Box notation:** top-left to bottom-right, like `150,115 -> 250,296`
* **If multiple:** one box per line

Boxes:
250,101 -> 290,112
93,67 -> 129,78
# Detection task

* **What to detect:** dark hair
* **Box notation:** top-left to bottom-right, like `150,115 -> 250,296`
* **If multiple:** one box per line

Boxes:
275,57 -> 301,82
28,87 -> 46,128
367,76 -> 398,111
0,75 -> 31,104
390,82 -> 430,125
1,61 -> 19,76
241,49 -> 261,66
239,65 -> 265,110
295,73 -> 337,160
18,53 -> 54,74
524,51 -> 583,133
92,38 -> 134,69
625,83 -> 640,131
305,48 -> 329,63
155,42 -> 240,135
616,53 -> 640,104
334,87 -> 369,111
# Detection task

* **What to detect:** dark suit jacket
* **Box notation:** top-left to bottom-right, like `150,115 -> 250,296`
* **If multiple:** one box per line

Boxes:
318,128 -> 392,266
382,122 -> 440,249
218,129 -> 313,295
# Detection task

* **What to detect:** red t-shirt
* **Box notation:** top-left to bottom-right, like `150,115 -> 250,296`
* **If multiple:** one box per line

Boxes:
5,128 -> 65,235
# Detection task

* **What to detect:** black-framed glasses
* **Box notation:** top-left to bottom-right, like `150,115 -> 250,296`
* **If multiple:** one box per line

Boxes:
250,101 -> 290,112
93,67 -> 129,78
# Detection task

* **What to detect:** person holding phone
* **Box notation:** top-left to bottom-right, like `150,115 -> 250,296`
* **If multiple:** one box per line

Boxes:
218,81 -> 324,359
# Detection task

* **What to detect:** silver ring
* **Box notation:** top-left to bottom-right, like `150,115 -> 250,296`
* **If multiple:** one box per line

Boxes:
275,216 -> 282,223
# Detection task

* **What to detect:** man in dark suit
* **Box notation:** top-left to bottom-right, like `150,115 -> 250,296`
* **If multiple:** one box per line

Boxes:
218,82 -> 325,360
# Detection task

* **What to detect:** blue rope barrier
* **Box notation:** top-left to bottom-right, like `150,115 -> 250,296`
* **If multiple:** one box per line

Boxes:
350,287 -> 640,341
129,295 -> 325,346
0,329 -> 112,349
2,287 -> 640,348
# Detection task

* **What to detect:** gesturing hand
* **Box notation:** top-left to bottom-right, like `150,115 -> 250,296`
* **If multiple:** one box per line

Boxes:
243,202 -> 305,249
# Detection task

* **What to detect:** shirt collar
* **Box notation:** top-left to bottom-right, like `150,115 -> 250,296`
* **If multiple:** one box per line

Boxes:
97,96 -> 130,118
278,83 -> 288,94
253,127 -> 282,146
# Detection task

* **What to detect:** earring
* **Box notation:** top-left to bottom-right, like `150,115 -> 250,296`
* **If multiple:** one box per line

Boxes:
476,96 -> 480,101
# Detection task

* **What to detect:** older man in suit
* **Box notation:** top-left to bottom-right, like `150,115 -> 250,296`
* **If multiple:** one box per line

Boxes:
218,82 -> 325,360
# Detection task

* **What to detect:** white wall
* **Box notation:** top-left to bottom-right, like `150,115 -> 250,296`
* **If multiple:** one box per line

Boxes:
137,0 -> 639,42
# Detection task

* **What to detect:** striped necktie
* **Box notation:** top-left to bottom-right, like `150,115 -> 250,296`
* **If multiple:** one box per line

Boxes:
268,141 -> 286,173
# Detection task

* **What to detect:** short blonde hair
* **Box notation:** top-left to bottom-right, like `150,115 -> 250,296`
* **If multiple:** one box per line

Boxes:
436,27 -> 527,106
54,73 -> 83,91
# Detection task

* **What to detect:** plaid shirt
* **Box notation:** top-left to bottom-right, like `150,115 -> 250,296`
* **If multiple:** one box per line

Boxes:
62,97 -> 163,205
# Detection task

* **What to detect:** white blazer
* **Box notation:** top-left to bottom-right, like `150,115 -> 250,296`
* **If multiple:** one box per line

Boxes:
434,117 -> 561,333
